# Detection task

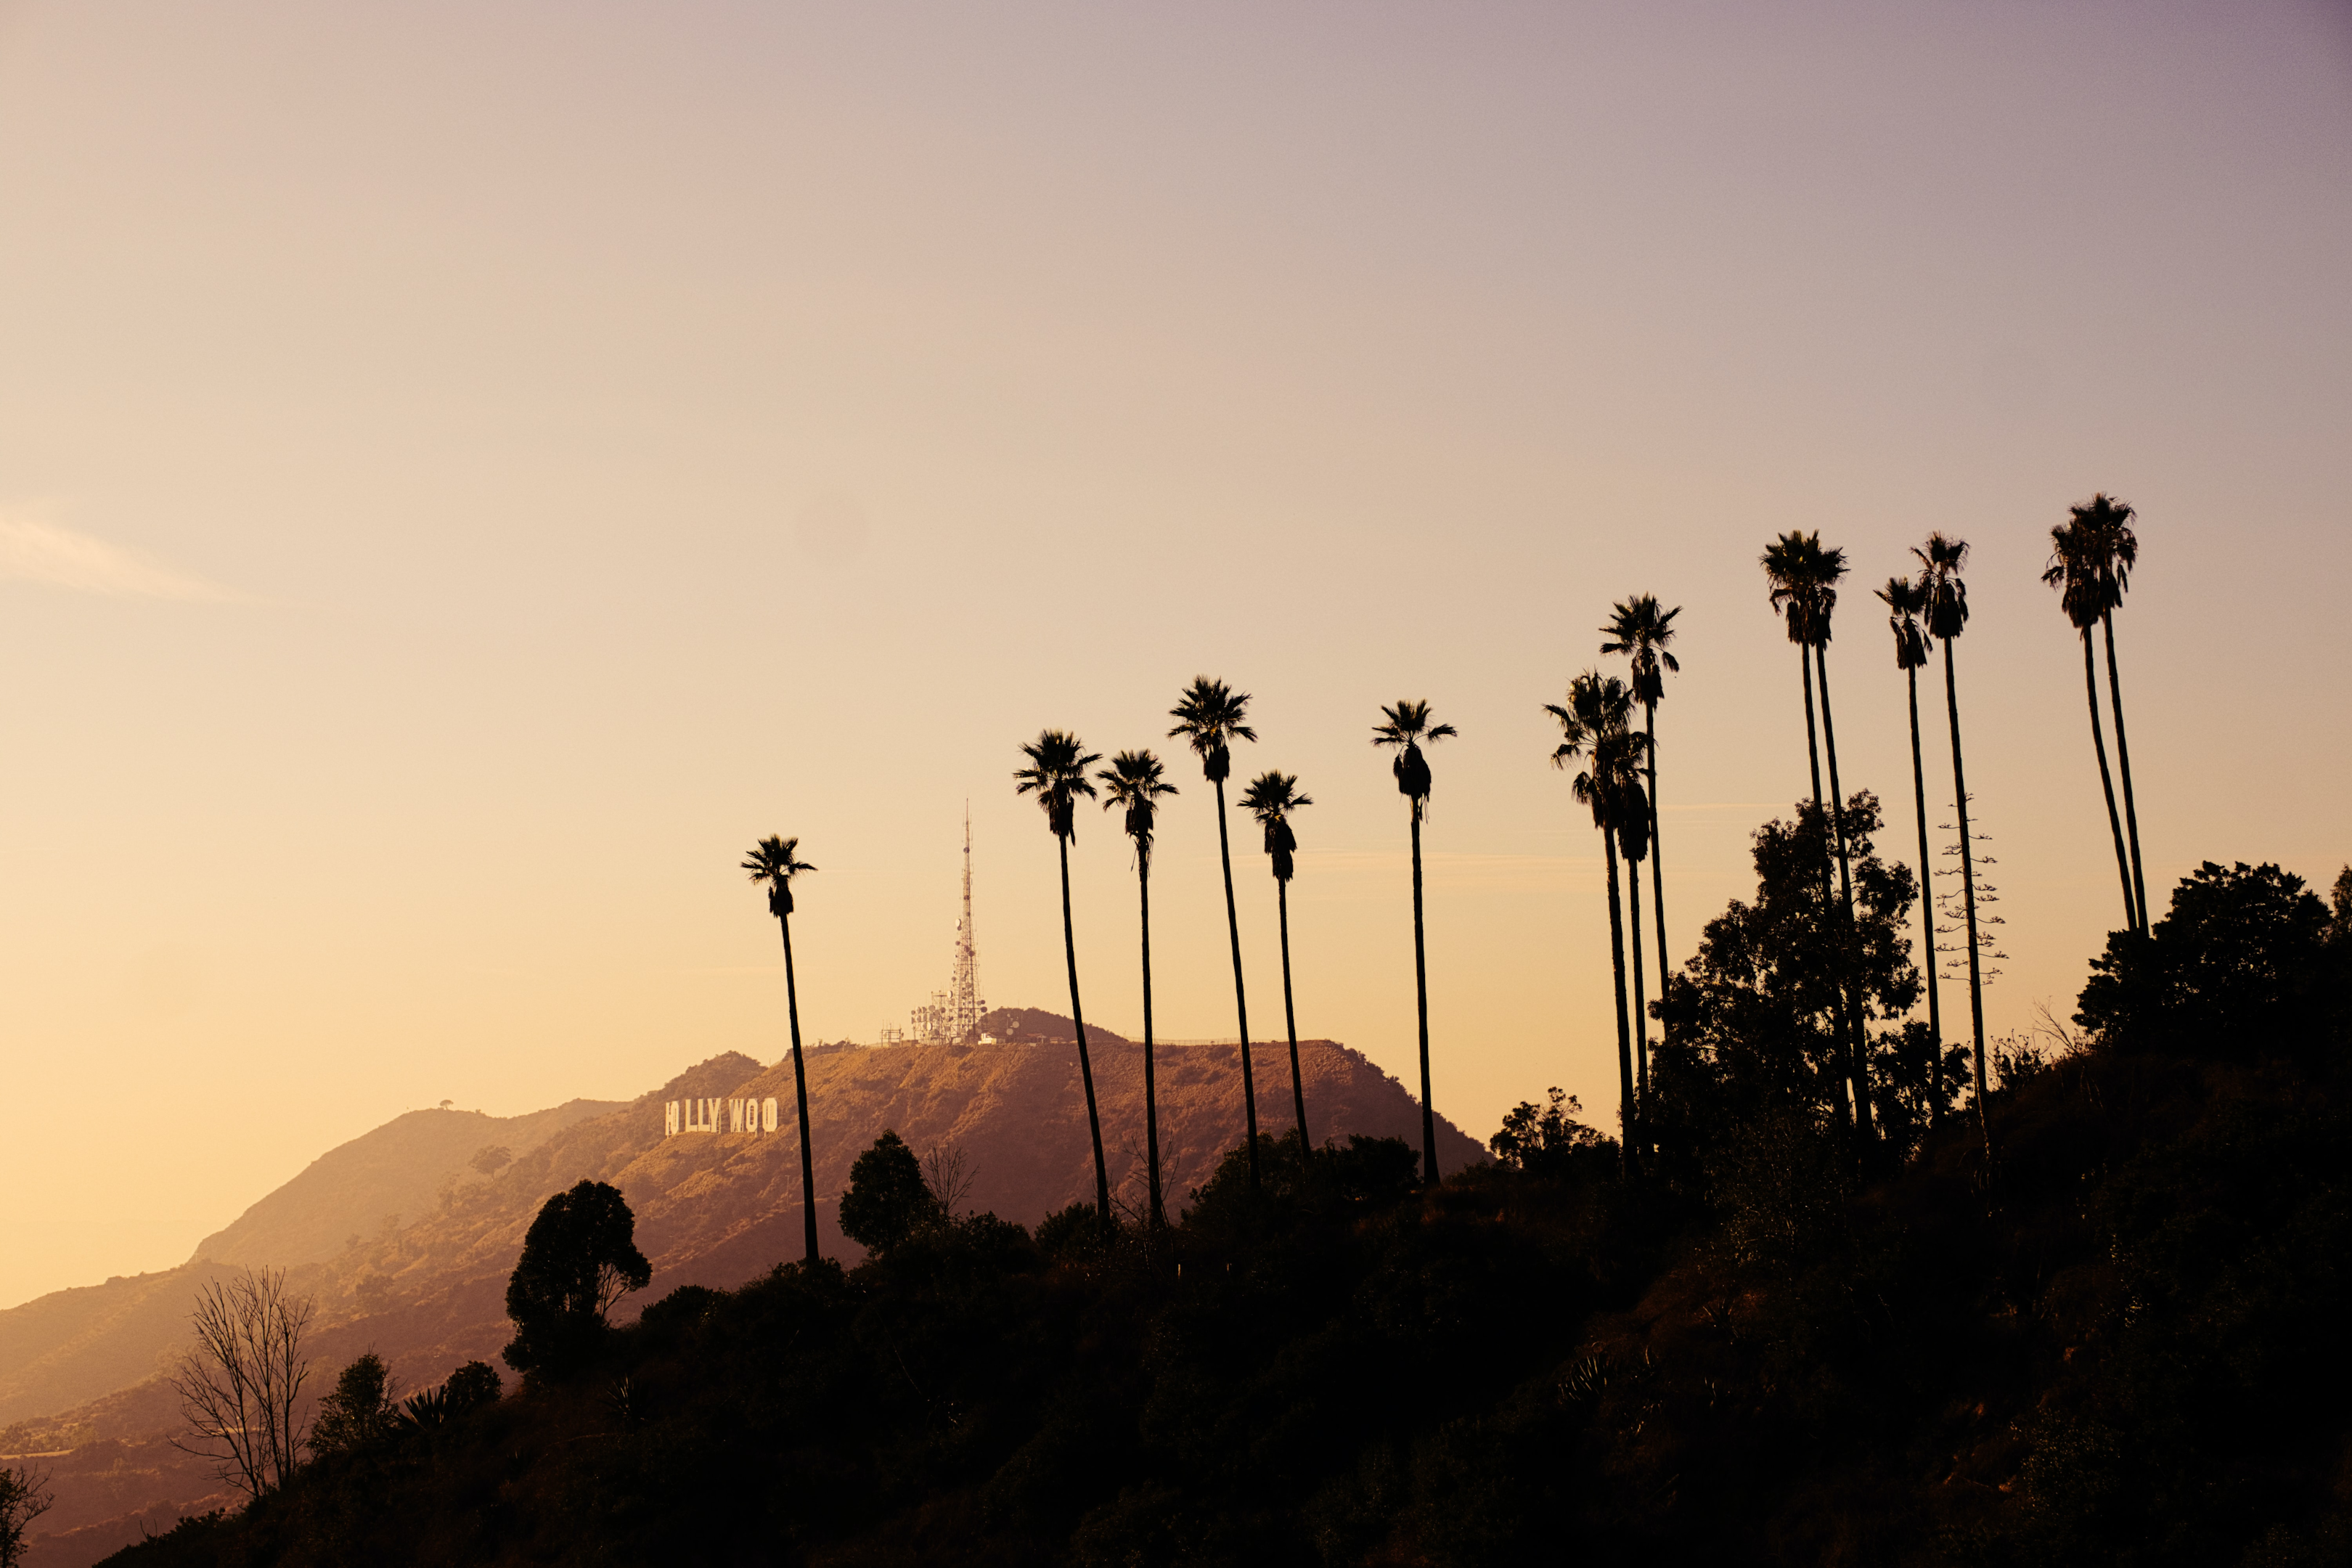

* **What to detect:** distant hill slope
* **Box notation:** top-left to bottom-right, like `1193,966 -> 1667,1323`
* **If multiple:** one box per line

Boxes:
192,1099 -> 622,1267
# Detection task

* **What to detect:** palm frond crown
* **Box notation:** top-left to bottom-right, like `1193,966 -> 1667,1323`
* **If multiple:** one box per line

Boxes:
1598,595 -> 1683,708
1875,576 -> 1932,671
742,835 -> 816,918
1545,673 -> 1648,833
1914,533 -> 1972,642
1371,701 -> 1457,820
2043,493 -> 2138,631
1167,677 -> 1257,784
1239,770 -> 1313,881
1098,749 -> 1178,852
1761,531 -> 1849,648
1014,730 -> 1102,842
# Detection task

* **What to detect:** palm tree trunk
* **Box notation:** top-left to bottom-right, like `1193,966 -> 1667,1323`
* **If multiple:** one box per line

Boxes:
1814,644 -> 1872,1142
1279,876 -> 1309,1162
1603,830 -> 1638,1181
1905,666 -> 1944,1128
1138,854 -> 1164,1228
1058,833 -> 1112,1221
1410,807 -> 1437,1186
1628,852 -> 1649,1106
2081,630 -> 2136,929
1214,777 -> 1259,1191
2103,611 -> 2149,934
777,913 -> 820,1263
1644,701 -> 1668,1043
1942,639 -> 1992,1169
1801,643 -> 1824,809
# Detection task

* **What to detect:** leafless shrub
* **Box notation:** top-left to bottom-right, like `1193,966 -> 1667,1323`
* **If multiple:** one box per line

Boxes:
923,1142 -> 974,1217
168,1268 -> 316,1503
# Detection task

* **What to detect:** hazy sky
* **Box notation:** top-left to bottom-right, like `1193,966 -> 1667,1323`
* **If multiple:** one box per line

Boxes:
2,0 -> 2346,1310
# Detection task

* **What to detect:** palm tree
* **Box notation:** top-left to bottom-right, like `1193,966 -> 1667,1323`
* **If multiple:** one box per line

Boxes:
1620,772 -> 1654,1105
1099,749 -> 1177,1228
1599,595 -> 1681,1050
1916,534 -> 1991,1167
2046,494 -> 2147,932
1546,673 -> 1646,1179
1876,577 -> 1945,1124
1013,730 -> 1111,1222
1763,531 -> 1872,1140
1167,677 -> 1262,1190
1240,770 -> 1315,1163
1371,699 -> 1457,1186
743,835 -> 822,1263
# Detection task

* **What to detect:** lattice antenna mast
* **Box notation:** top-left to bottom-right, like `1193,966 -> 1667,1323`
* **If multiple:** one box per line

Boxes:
950,804 -> 985,1042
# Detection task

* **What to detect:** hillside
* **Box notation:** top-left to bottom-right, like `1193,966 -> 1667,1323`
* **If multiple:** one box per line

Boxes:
7,1018 -> 1479,1567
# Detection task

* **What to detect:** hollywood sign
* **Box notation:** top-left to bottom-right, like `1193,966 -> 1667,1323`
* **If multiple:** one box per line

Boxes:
663,1097 -> 780,1136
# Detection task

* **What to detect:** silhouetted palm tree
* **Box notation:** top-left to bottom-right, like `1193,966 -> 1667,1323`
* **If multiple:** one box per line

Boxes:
1240,770 -> 1315,1162
1877,577 -> 1945,1124
1548,673 -> 1647,1179
1763,531 -> 1872,1140
743,835 -> 822,1263
2046,494 -> 2147,932
1372,700 -> 1457,1186
1916,534 -> 1991,1167
1099,749 -> 1177,1228
1168,677 -> 1262,1191
1620,772 -> 1654,1104
1600,595 -> 1681,1049
1014,730 -> 1111,1222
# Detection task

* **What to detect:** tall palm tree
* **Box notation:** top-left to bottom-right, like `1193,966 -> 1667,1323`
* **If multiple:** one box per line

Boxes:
1599,595 -> 1681,1049
1167,677 -> 1262,1190
1547,673 -> 1646,1180
743,835 -> 822,1263
1916,534 -> 1991,1166
1877,577 -> 1945,1124
2047,493 -> 2147,932
1014,730 -> 1111,1222
2043,512 -> 2136,931
1763,532 -> 1872,1140
1372,699 -> 1457,1186
1240,770 -> 1315,1162
1098,749 -> 1177,1228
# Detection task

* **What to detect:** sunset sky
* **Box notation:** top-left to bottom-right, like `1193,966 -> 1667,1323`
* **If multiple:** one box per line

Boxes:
2,0 -> 2346,1310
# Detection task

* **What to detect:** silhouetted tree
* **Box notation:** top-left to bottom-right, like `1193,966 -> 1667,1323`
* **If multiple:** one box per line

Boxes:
1763,531 -> 1872,1141
839,1130 -> 944,1254
1169,677 -> 1262,1191
2044,505 -> 2139,931
1372,699 -> 1456,1186
1240,769 -> 1315,1161
307,1352 -> 399,1458
1015,728 -> 1112,1221
0,1465 -> 54,1568
1101,748 -> 1178,1226
1489,1087 -> 1616,1181
1548,672 -> 1648,1177
1877,576 -> 1947,1124
168,1267 -> 314,1502
743,833 -> 822,1263
1601,595 -> 1682,1045
1916,531 -> 1991,1167
502,1180 -> 651,1379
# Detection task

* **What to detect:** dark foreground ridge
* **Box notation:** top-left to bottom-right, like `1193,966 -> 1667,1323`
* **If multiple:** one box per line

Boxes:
89,860 -> 2352,1565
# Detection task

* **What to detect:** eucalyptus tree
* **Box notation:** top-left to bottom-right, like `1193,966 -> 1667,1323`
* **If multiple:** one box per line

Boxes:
1916,534 -> 1991,1164
1876,577 -> 1945,1123
1372,699 -> 1457,1186
1168,677 -> 1263,1190
2044,494 -> 2147,932
743,835 -> 822,1262
1099,748 -> 1178,1228
1014,730 -> 1112,1222
1240,770 -> 1315,1159
1762,531 -> 1872,1140
1547,672 -> 1647,1178
1600,595 -> 1681,1042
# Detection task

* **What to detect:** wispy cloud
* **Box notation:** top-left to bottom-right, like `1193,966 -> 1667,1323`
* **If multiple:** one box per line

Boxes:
0,513 -> 233,600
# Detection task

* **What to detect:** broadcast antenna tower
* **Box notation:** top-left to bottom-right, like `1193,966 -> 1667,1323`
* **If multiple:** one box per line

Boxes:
908,807 -> 987,1045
